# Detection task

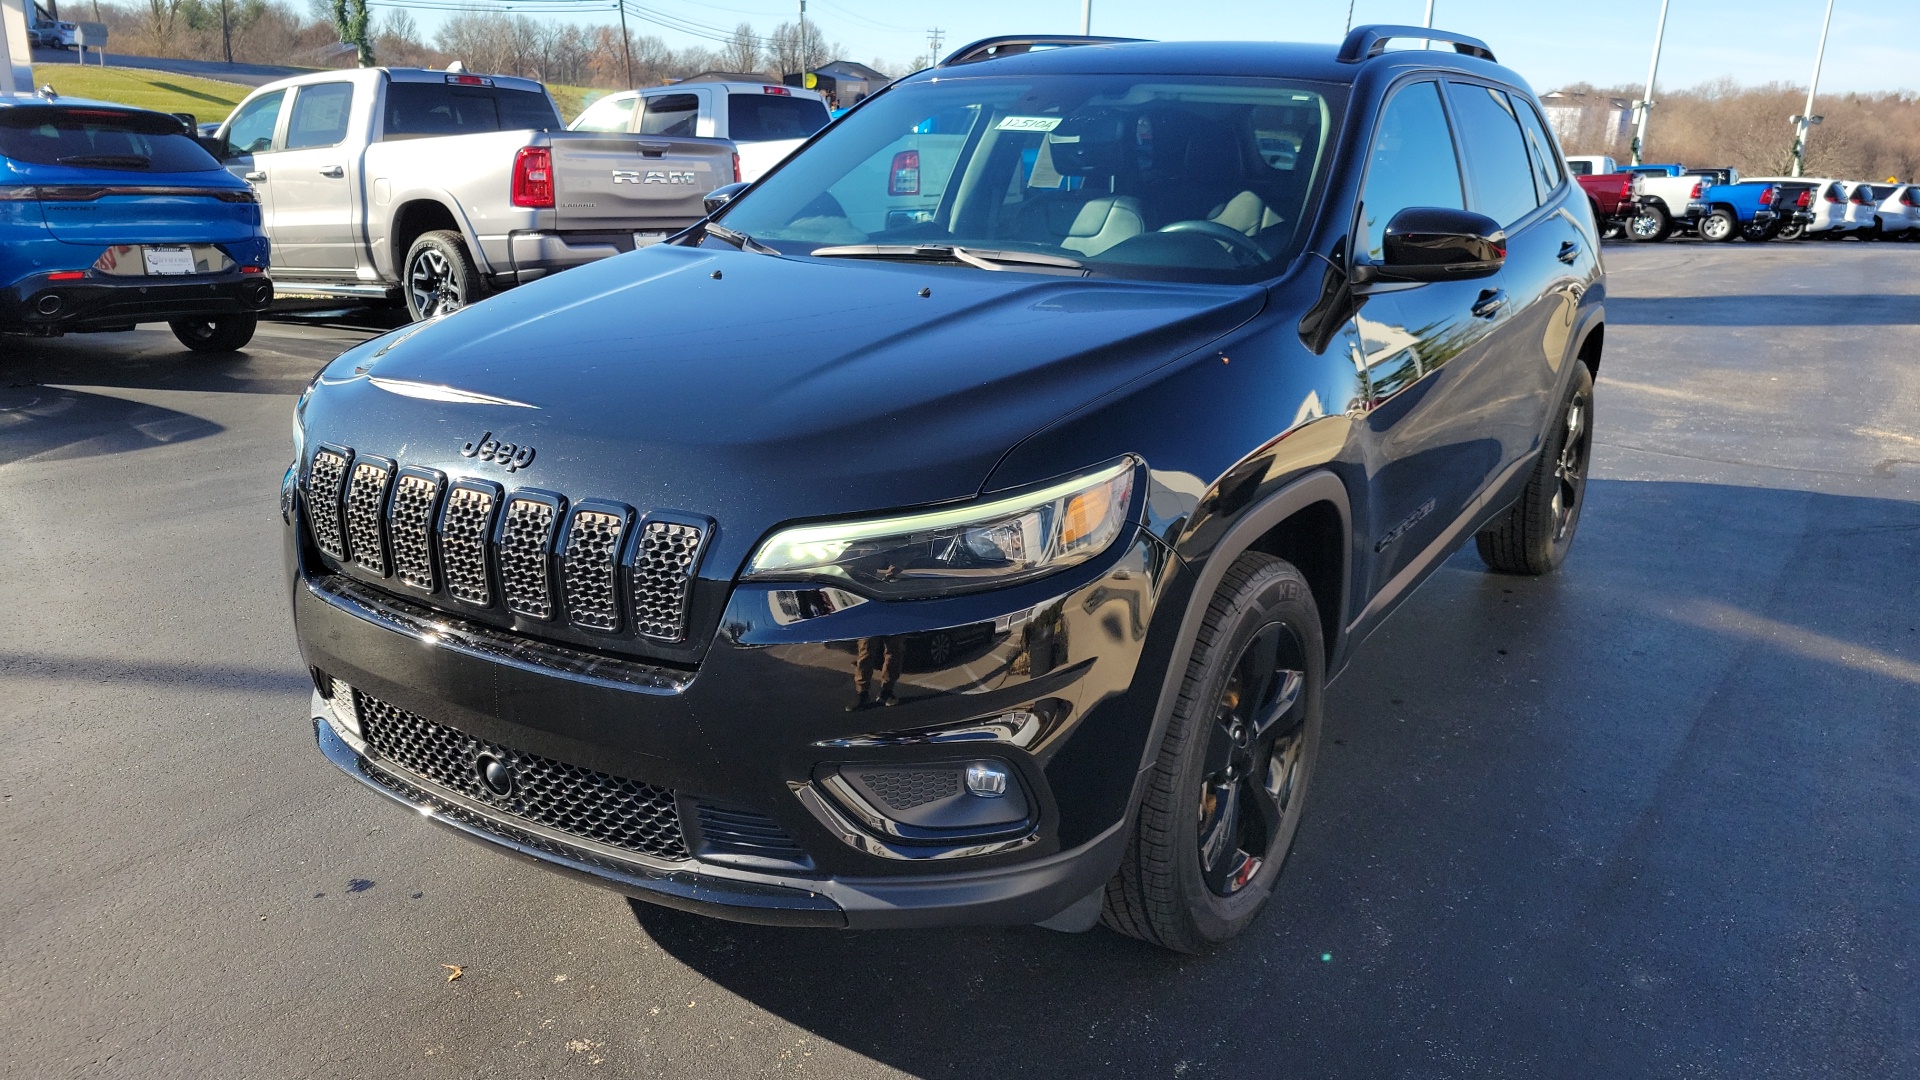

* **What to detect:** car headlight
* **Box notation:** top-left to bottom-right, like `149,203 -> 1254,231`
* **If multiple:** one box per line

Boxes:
744,459 -> 1137,599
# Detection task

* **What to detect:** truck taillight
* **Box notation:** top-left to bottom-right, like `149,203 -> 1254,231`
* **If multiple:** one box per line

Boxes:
1796,189 -> 1812,208
1618,176 -> 1632,197
889,150 -> 920,196
1760,186 -> 1775,206
1690,180 -> 1704,199
512,146 -> 553,208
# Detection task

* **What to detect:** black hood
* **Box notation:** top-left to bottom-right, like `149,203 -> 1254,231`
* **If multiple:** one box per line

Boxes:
304,243 -> 1265,575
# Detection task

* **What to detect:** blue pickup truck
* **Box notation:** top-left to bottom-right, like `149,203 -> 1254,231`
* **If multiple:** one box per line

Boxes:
1688,178 -> 1786,242
2,92 -> 272,352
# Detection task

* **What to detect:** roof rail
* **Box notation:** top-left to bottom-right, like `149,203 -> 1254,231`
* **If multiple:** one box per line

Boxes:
938,35 -> 1147,67
1337,24 -> 1496,64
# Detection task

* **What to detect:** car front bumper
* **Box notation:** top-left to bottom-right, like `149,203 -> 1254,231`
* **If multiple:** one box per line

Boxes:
291,510 -> 1181,928
0,267 -> 273,334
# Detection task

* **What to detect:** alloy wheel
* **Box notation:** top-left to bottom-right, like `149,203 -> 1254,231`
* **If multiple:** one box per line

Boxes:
1701,215 -> 1732,241
1551,390 -> 1591,542
408,249 -> 462,318
1630,212 -> 1661,239
1196,622 -> 1309,897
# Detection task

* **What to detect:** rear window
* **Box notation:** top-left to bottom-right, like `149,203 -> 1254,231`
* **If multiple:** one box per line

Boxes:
381,82 -> 560,140
0,106 -> 219,172
727,93 -> 830,142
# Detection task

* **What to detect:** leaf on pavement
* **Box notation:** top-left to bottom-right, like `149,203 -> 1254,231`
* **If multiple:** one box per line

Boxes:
442,964 -> 464,983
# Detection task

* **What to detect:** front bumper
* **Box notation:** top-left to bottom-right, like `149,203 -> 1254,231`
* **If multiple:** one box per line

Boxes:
293,512 -> 1180,928
1,267 -> 273,334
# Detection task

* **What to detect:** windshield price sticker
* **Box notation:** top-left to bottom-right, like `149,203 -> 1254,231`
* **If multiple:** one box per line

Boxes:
142,246 -> 196,276
997,116 -> 1062,132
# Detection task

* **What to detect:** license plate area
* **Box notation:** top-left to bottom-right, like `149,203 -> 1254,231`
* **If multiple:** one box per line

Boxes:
91,244 -> 234,277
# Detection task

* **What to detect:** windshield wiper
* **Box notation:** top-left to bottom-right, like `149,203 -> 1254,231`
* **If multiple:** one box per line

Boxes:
703,222 -> 779,255
809,244 -> 1087,274
57,154 -> 151,168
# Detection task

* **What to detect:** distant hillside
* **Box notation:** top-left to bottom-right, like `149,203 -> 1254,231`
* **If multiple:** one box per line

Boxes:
30,65 -> 248,121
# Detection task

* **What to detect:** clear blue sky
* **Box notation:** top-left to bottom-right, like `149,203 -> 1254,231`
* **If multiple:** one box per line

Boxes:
404,0 -> 1920,94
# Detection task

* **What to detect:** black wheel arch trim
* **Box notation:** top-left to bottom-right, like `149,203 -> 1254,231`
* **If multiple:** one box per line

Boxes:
1128,470 -> 1351,805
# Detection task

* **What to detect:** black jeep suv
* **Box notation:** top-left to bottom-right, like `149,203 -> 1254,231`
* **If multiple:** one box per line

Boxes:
289,27 -> 1603,952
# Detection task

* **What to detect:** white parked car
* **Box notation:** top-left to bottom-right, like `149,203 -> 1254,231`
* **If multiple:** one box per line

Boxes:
1839,181 -> 1887,237
1872,183 -> 1920,238
570,82 -> 831,183
1745,177 -> 1852,236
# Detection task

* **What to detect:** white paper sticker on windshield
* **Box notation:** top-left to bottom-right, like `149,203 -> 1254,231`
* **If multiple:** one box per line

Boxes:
997,116 -> 1061,132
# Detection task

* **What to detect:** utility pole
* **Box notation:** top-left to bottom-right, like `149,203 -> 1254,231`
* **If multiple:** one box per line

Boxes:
1081,0 -> 1090,35
219,0 -> 231,64
925,27 -> 943,65
1790,0 -> 1837,178
798,0 -> 810,72
616,1 -> 633,86
1629,0 -> 1672,166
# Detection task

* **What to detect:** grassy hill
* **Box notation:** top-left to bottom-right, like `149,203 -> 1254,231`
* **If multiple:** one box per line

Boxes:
30,64 -> 250,122
32,63 -> 599,125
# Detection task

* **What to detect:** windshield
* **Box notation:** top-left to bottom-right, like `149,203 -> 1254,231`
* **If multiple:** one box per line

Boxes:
717,73 -> 1346,282
0,106 -> 219,172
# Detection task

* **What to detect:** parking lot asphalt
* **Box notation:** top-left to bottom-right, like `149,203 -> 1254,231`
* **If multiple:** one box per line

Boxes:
3,241 -> 1917,1079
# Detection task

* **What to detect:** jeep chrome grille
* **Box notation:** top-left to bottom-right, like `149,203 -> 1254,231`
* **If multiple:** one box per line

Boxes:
302,446 -> 707,645
307,448 -> 350,560
563,508 -> 626,632
346,460 -> 393,576
500,496 -> 559,619
635,521 -> 702,642
440,483 -> 498,606
389,470 -> 442,591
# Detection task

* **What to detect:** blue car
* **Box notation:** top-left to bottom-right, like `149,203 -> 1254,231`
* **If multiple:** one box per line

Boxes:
1,93 -> 273,352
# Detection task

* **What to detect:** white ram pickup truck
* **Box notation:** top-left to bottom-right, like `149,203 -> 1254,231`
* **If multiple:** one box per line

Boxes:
1626,164 -> 1736,242
212,68 -> 736,319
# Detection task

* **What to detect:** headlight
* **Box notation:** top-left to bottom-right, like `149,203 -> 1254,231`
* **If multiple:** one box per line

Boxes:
744,459 -> 1137,599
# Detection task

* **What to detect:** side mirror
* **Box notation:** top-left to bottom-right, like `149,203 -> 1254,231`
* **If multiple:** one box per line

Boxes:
703,181 -> 750,216
1362,206 -> 1505,283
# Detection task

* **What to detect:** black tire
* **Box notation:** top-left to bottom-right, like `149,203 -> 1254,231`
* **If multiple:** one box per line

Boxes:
1740,218 -> 1781,242
403,229 -> 487,321
1627,202 -> 1672,242
1477,363 -> 1595,575
1102,552 -> 1324,953
1777,221 -> 1807,241
169,314 -> 257,353
1699,209 -> 1738,242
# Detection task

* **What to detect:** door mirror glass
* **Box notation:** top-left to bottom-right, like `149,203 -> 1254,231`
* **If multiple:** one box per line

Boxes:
1366,206 -> 1505,283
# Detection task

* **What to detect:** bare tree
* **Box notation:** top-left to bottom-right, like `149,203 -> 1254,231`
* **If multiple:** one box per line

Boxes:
722,22 -> 760,75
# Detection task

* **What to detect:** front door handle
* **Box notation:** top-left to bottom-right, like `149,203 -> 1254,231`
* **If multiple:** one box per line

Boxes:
319,165 -> 345,178
243,171 -> 266,181
1557,241 -> 1579,264
1471,288 -> 1507,319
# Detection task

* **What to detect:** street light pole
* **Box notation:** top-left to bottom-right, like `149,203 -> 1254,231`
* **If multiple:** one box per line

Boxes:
1629,0 -> 1672,166
1081,0 -> 1090,36
1423,0 -> 1435,47
1790,0 -> 1837,178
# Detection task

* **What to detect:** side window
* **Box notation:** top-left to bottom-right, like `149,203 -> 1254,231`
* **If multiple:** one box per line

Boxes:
285,83 -> 354,151
638,94 -> 700,137
225,90 -> 285,157
1447,83 -> 1541,228
1359,81 -> 1464,262
573,94 -> 638,133
1512,98 -> 1565,202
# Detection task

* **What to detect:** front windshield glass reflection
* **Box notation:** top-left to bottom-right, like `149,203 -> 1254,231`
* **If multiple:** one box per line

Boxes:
718,74 -> 1347,282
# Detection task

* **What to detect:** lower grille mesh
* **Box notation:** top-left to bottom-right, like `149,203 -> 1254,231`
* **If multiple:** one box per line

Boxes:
355,690 -> 687,861
860,770 -> 958,811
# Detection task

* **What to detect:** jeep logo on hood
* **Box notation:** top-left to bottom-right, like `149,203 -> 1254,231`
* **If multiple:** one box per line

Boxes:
460,431 -> 535,472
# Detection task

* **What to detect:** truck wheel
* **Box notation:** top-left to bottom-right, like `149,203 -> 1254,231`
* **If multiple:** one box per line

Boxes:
404,230 -> 487,321
1698,209 -> 1737,242
1740,219 -> 1781,242
1777,221 -> 1807,241
169,314 -> 257,353
1477,363 -> 1594,575
1628,204 -> 1671,242
1102,552 -> 1324,953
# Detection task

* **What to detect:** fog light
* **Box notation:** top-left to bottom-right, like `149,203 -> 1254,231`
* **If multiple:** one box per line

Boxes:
965,761 -> 1009,798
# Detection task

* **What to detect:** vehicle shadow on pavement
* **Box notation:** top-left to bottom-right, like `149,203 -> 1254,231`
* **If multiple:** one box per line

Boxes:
0,384 -> 222,466
630,478 -> 1920,1080
1609,293 -> 1920,326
